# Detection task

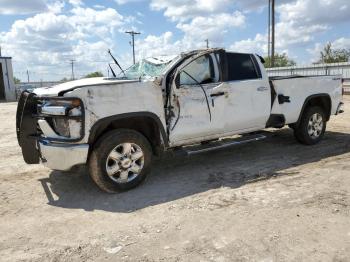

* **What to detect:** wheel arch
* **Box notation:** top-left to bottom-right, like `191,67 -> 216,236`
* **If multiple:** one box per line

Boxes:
296,94 -> 332,126
88,112 -> 168,156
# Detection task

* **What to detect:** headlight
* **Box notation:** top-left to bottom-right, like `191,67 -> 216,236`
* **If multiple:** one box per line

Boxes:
40,98 -> 82,116
41,106 -> 68,116
37,98 -> 84,140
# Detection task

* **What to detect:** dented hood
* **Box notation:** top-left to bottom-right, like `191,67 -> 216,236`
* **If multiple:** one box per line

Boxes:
33,77 -> 138,96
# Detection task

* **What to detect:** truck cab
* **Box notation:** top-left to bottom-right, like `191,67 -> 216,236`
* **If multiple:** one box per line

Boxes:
16,48 -> 344,193
167,50 -> 271,146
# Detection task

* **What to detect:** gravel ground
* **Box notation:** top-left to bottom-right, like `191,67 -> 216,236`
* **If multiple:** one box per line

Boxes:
0,97 -> 350,262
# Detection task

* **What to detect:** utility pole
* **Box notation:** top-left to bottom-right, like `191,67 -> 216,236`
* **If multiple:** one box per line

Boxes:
125,31 -> 141,64
268,0 -> 271,60
205,39 -> 209,48
271,0 -> 276,67
0,45 -> 2,57
70,59 -> 76,80
26,70 -> 30,83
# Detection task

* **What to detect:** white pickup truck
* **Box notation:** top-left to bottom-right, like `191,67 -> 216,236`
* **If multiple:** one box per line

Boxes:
17,48 -> 345,193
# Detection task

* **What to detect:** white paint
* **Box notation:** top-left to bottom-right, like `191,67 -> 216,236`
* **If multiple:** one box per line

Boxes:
33,77 -> 139,96
30,50 -> 344,171
63,80 -> 166,144
169,53 -> 271,146
271,76 -> 343,124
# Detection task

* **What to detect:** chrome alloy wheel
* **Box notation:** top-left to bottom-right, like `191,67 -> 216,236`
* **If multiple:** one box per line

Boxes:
307,113 -> 324,139
105,143 -> 144,183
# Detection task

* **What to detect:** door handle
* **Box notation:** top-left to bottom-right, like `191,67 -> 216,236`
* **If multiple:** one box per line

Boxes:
210,92 -> 225,97
257,86 -> 269,92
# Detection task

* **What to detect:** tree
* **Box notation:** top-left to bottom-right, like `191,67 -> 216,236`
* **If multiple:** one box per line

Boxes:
60,77 -> 69,82
264,53 -> 296,68
317,42 -> 350,64
13,76 -> 21,84
84,71 -> 104,78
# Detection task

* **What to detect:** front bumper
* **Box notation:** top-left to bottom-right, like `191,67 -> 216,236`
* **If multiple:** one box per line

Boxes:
16,91 -> 87,170
39,140 -> 89,171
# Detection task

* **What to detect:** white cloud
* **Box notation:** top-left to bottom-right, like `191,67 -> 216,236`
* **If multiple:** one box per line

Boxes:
143,1 -> 248,56
308,38 -> 350,62
307,43 -> 324,62
177,12 -> 245,44
0,0 -> 48,14
47,1 -> 65,14
237,0 -> 295,12
135,11 -> 246,60
136,31 -> 184,58
1,5 -> 129,80
229,34 -> 267,54
150,0 -> 232,22
68,0 -> 83,6
115,0 -> 143,5
333,38 -> 350,50
230,0 -> 350,62
278,0 -> 349,26
93,4 -> 106,9
275,0 -> 349,48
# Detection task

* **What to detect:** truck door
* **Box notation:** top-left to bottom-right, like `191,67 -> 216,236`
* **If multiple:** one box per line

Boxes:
220,53 -> 271,132
169,53 -> 225,144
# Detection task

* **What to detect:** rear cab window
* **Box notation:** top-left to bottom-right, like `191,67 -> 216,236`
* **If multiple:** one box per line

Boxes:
226,52 -> 262,81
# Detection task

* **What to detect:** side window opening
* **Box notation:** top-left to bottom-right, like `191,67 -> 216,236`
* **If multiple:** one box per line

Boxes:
226,53 -> 260,81
180,55 -> 218,86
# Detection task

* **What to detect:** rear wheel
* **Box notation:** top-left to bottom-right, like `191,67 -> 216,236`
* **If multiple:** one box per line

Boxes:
294,106 -> 326,145
89,129 -> 152,193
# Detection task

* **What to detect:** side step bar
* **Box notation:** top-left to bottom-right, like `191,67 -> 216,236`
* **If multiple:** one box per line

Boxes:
184,133 -> 266,156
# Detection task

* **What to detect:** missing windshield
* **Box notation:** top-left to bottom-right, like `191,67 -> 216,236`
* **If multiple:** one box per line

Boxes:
123,56 -> 177,80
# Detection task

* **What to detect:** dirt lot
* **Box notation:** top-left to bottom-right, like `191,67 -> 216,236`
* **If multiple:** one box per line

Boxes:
1,97 -> 350,262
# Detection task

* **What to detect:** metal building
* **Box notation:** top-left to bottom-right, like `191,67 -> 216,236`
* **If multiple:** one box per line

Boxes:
0,56 -> 16,101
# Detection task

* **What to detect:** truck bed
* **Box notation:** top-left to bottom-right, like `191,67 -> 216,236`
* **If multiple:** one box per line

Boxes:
270,75 -> 343,125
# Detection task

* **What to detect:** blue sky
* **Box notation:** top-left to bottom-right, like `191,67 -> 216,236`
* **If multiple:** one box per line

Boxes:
0,0 -> 349,81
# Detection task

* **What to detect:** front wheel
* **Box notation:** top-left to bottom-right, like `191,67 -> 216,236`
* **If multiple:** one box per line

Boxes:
294,106 -> 327,145
89,129 -> 153,193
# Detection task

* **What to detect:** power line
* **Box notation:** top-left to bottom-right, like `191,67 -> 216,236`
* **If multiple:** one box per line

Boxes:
125,31 -> 141,65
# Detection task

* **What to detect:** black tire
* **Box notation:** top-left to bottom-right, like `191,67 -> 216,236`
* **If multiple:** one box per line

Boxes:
89,129 -> 153,193
294,106 -> 327,145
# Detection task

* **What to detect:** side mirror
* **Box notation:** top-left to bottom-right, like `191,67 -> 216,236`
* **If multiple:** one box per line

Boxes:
256,54 -> 265,64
